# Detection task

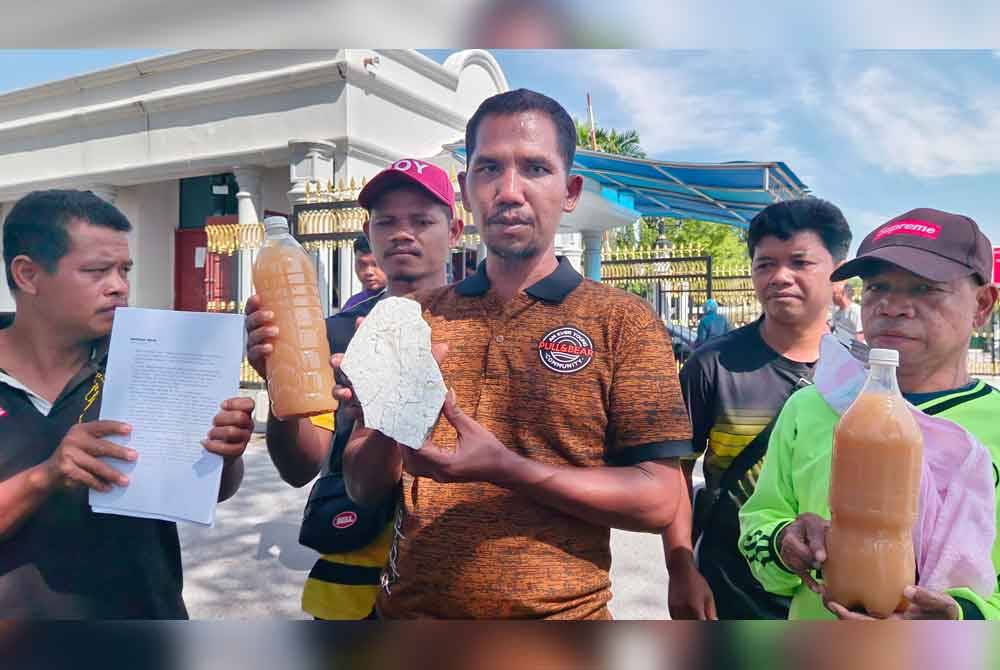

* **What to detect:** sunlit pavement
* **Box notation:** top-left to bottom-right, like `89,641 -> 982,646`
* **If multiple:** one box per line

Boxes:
179,436 -> 698,620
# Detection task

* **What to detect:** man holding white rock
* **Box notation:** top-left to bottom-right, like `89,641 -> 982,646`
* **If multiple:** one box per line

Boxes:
338,89 -> 693,619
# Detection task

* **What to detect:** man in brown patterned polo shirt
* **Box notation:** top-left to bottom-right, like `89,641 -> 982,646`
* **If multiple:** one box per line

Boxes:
340,89 -> 693,619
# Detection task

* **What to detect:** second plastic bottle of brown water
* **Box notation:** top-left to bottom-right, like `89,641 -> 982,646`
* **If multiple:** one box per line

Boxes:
825,347 -> 923,618
252,216 -> 336,420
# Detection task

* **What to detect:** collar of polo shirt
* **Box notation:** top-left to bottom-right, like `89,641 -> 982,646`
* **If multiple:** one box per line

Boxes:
455,256 -> 583,304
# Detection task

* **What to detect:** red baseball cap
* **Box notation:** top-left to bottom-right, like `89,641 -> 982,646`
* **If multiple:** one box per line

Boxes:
831,208 -> 994,284
357,158 -> 455,213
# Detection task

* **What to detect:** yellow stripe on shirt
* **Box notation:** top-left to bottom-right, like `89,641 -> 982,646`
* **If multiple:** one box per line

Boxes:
301,522 -> 393,620
309,412 -> 336,432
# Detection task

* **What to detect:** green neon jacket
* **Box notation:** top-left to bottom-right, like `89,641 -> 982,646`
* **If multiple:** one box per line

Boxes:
739,381 -> 1000,619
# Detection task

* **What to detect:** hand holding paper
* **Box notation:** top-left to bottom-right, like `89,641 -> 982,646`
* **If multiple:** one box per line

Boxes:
44,420 -> 136,493
89,307 -> 246,526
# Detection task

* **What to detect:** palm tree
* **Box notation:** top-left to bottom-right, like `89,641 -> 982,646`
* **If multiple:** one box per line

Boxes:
575,120 -> 647,159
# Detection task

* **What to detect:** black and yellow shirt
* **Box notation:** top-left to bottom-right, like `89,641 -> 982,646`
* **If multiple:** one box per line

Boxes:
680,317 -> 815,499
300,292 -> 391,620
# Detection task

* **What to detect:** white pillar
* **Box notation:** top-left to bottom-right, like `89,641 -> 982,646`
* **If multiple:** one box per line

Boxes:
287,139 -> 336,208
582,230 -> 603,282
339,244 -> 354,309
679,281 -> 691,327
287,141 -> 336,314
555,231 -> 583,274
89,184 -> 118,205
233,166 -> 263,312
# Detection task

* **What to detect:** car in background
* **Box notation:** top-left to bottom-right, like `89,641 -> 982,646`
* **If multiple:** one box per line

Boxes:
665,322 -> 698,366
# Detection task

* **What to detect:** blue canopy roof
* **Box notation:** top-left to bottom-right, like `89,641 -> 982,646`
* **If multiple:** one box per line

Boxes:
445,144 -> 809,229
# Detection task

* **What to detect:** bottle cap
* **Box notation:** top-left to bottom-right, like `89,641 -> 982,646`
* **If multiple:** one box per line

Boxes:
868,348 -> 899,366
263,215 -> 289,232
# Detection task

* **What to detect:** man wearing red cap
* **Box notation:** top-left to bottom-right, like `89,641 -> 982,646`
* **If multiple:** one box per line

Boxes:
740,208 -> 1000,619
244,158 -> 463,619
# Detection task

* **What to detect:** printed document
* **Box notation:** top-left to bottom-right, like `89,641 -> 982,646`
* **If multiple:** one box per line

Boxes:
89,307 -> 245,526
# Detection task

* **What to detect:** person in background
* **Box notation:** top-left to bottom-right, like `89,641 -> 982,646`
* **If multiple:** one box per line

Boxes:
341,236 -> 387,311
694,298 -> 730,349
830,282 -> 863,342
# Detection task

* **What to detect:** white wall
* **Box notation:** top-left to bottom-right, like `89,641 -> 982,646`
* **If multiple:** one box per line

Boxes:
260,166 -> 291,216
115,180 -> 178,309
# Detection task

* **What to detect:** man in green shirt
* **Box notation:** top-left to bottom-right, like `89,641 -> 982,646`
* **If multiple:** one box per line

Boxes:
740,207 -> 1000,619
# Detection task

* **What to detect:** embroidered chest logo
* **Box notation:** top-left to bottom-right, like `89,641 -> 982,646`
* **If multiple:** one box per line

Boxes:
0,405 -> 6,418
538,326 -> 594,374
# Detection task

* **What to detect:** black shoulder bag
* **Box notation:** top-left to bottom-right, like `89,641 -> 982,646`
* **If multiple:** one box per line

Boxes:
692,377 -> 810,619
298,415 -> 398,555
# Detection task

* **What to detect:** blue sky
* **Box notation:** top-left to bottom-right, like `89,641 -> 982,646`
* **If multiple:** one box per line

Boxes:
1,49 -> 998,253
426,50 -> 1000,253
0,50 -> 167,92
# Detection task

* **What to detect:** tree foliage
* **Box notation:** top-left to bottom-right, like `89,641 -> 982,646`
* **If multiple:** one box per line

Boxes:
576,119 -> 748,264
615,217 -> 749,265
575,120 -> 646,158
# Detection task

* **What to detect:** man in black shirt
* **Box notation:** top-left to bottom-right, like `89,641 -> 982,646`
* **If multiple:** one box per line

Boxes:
0,190 -> 255,618
662,198 -> 853,620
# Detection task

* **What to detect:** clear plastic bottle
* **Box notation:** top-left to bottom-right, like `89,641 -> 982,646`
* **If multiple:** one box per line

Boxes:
825,348 -> 923,617
252,216 -> 336,419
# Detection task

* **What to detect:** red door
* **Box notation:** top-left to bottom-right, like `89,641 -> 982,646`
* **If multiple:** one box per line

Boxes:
174,215 -> 237,312
174,229 -> 208,312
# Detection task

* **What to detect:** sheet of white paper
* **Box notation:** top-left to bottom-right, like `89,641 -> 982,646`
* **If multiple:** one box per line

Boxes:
89,307 -> 245,526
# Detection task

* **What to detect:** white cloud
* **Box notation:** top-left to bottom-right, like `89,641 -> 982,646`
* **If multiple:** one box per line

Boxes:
842,208 -> 890,254
825,60 -> 1000,178
579,52 -> 804,163
571,51 -> 1000,183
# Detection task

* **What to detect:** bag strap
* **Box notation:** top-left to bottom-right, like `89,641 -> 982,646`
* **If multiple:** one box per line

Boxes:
717,376 -> 812,495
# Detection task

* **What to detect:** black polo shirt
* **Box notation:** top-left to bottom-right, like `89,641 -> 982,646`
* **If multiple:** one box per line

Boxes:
0,313 -> 186,619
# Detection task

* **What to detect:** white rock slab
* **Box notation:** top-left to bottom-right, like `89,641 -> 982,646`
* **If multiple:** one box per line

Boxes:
340,297 -> 447,449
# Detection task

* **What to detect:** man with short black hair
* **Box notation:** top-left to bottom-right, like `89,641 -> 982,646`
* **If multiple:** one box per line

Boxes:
663,197 -> 853,620
340,89 -> 692,619
245,158 -> 463,619
0,189 -> 255,618
341,236 -> 387,312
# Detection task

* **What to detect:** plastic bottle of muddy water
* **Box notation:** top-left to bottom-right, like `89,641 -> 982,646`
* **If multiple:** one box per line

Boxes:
252,216 -> 336,419
825,348 -> 923,618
